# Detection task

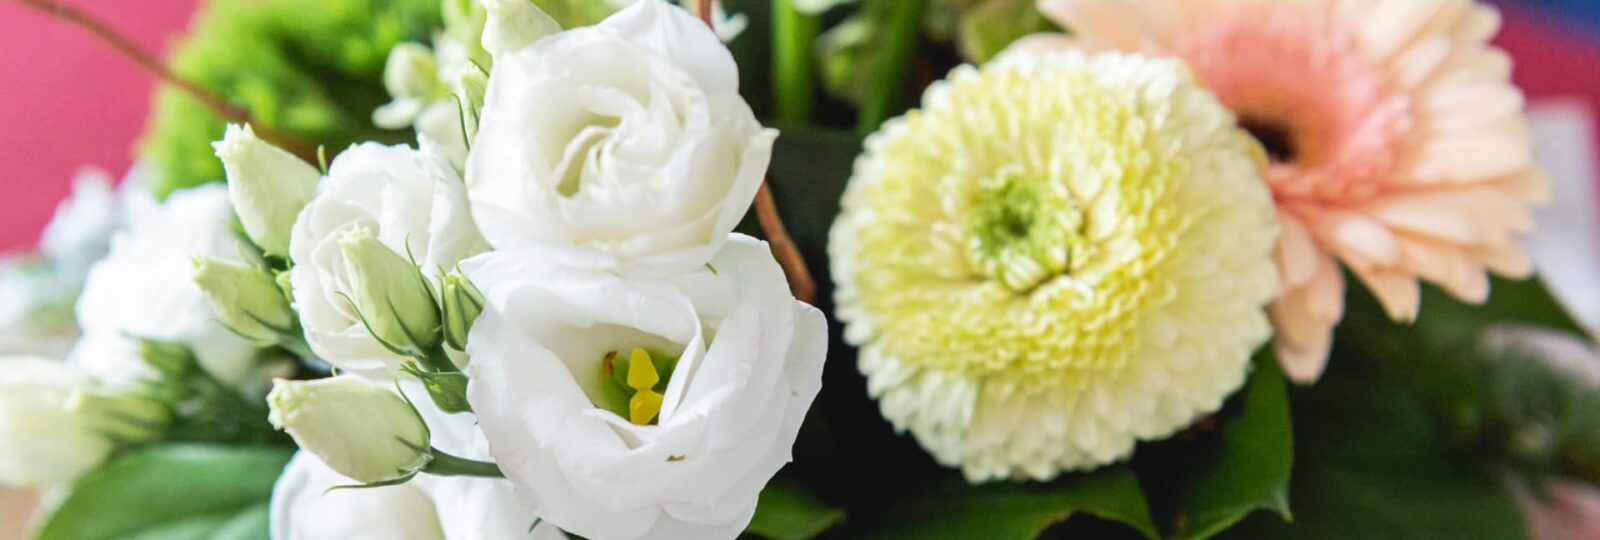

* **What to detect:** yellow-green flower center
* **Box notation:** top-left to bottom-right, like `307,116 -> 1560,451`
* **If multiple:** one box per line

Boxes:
600,347 -> 677,425
964,174 -> 1086,291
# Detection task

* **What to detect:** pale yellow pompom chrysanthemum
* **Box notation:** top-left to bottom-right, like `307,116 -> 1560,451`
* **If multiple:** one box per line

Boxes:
829,51 -> 1280,481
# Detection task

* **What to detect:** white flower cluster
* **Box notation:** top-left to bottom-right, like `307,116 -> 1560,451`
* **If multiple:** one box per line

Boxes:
203,2 -> 826,539
0,165 -> 286,489
374,0 -> 747,169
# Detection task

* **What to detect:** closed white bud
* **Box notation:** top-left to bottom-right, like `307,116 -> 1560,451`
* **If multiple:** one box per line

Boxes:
384,43 -> 442,100
338,227 -> 442,355
192,256 -> 295,344
267,377 -> 430,484
213,124 -> 321,257
481,0 -> 561,58
0,358 -> 114,487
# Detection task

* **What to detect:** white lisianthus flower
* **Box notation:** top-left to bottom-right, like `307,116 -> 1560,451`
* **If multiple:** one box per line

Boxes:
0,357 -> 111,487
289,144 -> 489,374
466,0 -> 776,277
462,234 -> 827,539
72,185 -> 262,389
270,383 -> 562,540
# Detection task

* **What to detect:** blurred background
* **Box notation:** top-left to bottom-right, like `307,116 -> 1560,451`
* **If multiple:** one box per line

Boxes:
2,0 -> 1600,538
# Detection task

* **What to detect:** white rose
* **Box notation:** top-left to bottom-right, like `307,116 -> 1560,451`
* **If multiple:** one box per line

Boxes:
270,382 -> 562,540
289,144 -> 489,374
462,234 -> 827,539
73,185 -> 261,388
0,357 -> 112,487
466,0 -> 776,277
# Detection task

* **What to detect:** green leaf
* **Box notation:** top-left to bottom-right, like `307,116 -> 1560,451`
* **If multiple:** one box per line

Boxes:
857,466 -> 1158,539
1222,349 -> 1528,539
36,444 -> 292,540
747,476 -> 847,540
1140,352 -> 1294,539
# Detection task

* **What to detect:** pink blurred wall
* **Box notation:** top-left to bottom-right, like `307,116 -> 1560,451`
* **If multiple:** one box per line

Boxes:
0,0 -> 198,253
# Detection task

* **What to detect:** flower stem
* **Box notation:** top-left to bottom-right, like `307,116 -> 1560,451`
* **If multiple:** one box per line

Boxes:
772,0 -> 819,125
691,0 -> 818,305
420,345 -> 459,373
856,0 -> 926,133
425,447 -> 503,477
754,183 -> 816,304
14,0 -> 319,162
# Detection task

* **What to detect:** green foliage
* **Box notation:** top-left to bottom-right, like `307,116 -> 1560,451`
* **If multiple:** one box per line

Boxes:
1223,340 -> 1529,539
1139,353 -> 1294,539
748,476 -> 848,540
36,445 -> 292,540
140,0 -> 441,198
856,466 -> 1157,539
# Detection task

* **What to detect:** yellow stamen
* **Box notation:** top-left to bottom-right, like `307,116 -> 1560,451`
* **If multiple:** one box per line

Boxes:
626,348 -> 663,425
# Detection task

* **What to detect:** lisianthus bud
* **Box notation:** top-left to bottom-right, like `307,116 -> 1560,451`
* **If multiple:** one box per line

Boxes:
192,256 -> 295,344
481,0 -> 560,57
267,377 -> 430,484
213,124 -> 321,257
67,389 -> 172,444
383,43 -> 441,100
0,357 -> 114,487
438,271 -> 483,352
453,65 -> 489,117
338,227 -> 442,355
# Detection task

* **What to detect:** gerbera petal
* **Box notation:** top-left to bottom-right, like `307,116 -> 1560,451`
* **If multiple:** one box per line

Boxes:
1351,266 -> 1422,322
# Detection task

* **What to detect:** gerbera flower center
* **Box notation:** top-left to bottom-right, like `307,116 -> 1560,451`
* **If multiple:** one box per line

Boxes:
1174,9 -> 1410,203
1238,115 -> 1297,163
964,174 -> 1085,291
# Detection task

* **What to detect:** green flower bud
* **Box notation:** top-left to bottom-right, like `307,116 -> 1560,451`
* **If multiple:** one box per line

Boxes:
137,339 -> 197,379
453,65 -> 489,118
955,0 -> 1057,63
383,43 -> 442,100
213,124 -> 322,257
67,389 -> 172,444
403,366 -> 472,414
267,377 -> 430,484
192,256 -> 296,344
481,0 -> 560,58
438,271 -> 484,352
338,227 -> 442,356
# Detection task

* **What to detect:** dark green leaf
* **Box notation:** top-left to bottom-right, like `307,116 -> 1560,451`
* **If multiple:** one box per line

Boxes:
1140,352 -> 1294,539
1222,348 -> 1528,540
746,476 -> 847,540
858,466 -> 1157,539
36,444 -> 292,540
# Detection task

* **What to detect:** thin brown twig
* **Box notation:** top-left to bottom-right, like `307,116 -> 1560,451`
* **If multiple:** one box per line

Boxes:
16,0 -> 320,163
692,0 -> 818,304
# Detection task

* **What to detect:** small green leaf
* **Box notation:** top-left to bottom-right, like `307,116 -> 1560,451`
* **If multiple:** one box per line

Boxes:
1140,351 -> 1294,539
747,476 -> 847,540
858,465 -> 1157,539
36,444 -> 292,540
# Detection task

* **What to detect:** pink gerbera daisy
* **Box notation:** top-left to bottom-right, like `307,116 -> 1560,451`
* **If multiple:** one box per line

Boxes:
1016,0 -> 1549,382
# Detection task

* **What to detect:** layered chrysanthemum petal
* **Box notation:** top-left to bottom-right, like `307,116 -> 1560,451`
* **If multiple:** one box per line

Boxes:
829,51 -> 1279,481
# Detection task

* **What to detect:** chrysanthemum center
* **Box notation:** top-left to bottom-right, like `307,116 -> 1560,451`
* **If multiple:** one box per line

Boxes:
964,175 -> 1083,292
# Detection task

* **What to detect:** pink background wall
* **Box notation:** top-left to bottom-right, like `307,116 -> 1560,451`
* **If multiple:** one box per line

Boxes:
0,0 -> 197,252
1,2 -> 1599,255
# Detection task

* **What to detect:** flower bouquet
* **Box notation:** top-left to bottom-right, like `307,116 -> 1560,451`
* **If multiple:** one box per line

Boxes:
5,0 -> 1600,538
